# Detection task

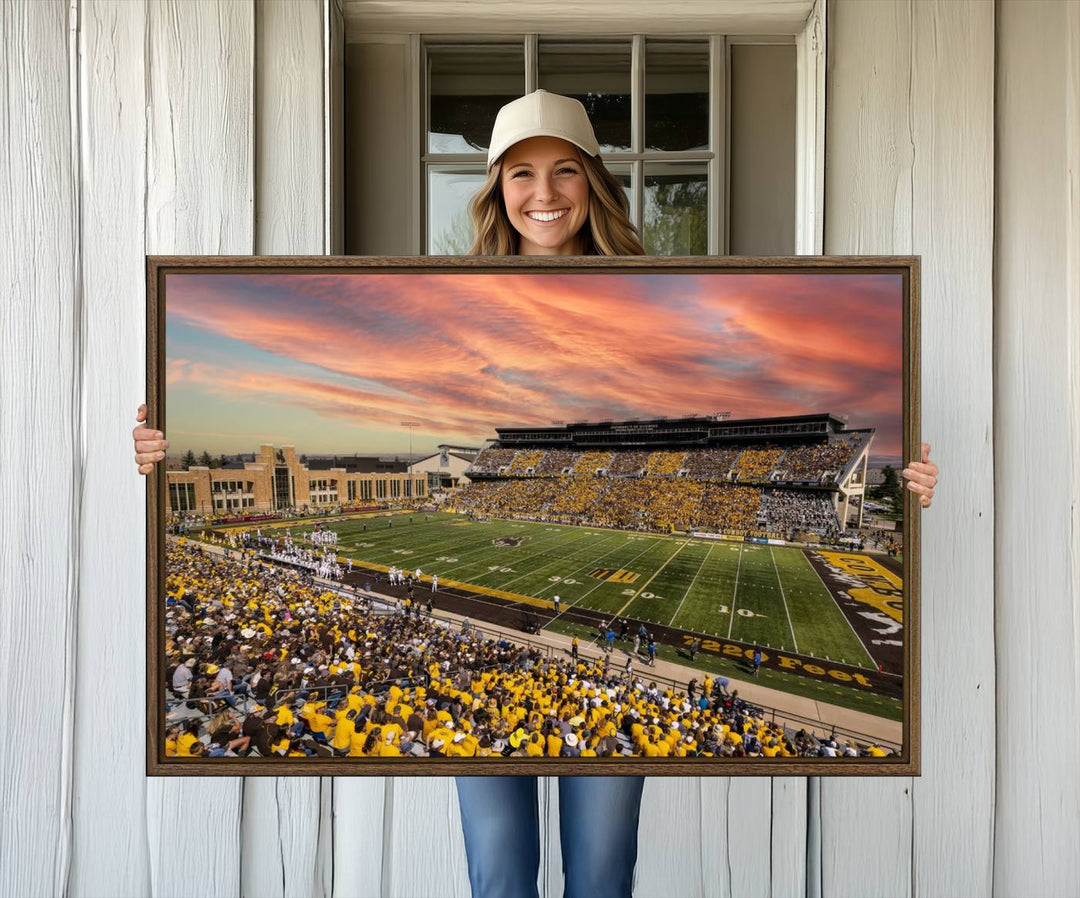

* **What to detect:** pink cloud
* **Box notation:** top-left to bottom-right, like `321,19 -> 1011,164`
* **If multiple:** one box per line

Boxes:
166,271 -> 905,454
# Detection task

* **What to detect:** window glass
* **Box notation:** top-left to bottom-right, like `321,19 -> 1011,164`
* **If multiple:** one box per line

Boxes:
645,40 -> 709,152
643,163 -> 708,255
538,41 -> 632,153
428,167 -> 487,254
428,44 -> 524,153
604,163 -> 634,218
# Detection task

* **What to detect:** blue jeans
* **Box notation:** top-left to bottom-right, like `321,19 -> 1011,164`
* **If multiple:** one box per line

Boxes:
455,776 -> 645,898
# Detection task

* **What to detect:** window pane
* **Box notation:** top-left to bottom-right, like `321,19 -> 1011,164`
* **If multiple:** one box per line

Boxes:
729,44 -> 796,254
645,40 -> 709,152
428,167 -> 487,254
428,44 -> 524,154
538,41 -> 631,153
643,163 -> 707,255
604,163 -> 634,221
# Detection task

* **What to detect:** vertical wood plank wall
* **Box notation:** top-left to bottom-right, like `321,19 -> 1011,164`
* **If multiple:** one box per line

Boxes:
0,2 -> 78,896
824,3 -> 997,897
0,1 -> 1076,897
994,1 -> 1080,894
245,3 -> 330,898
824,9 -> 918,892
143,1 -> 252,893
72,2 -> 151,895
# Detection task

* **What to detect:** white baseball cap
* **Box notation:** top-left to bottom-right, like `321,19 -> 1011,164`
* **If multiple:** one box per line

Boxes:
486,90 -> 600,169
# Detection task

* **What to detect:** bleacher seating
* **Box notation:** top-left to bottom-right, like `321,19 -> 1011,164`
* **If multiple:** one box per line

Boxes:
458,438 -> 864,538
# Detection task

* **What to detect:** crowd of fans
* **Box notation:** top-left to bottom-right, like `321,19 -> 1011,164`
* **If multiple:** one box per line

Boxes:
534,450 -> 578,475
452,477 -> 844,539
759,489 -> 840,537
680,448 -> 742,480
732,446 -> 784,481
570,478 -> 704,531
453,479 -> 562,520
774,435 -> 865,482
644,450 -> 687,476
164,543 -> 893,760
572,450 -> 614,474
696,485 -> 763,534
469,448 -> 517,474
168,503 -> 382,534
606,450 -> 651,476
548,476 -> 612,517
470,440 -> 864,486
508,449 -> 545,474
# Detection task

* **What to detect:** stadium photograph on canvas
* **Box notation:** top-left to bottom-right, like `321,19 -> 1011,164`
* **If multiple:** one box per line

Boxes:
146,256 -> 920,776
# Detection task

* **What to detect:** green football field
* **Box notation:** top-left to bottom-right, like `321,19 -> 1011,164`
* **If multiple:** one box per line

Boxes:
269,512 -> 877,668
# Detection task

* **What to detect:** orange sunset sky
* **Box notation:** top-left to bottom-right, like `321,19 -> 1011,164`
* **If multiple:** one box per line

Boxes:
165,270 -> 904,460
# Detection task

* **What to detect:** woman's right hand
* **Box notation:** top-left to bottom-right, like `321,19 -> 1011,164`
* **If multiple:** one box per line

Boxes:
133,403 -> 169,474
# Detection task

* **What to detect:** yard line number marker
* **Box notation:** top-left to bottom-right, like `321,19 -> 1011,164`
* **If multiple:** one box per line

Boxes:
613,537 -> 694,619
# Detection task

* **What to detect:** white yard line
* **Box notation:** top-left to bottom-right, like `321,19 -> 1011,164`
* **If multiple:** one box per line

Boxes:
566,537 -> 672,607
502,533 -> 664,619
613,537 -> 694,619
800,550 -> 876,668
438,525 -> 589,578
493,530 -> 624,590
344,522 -> 503,570
726,544 -> 746,639
667,540 -> 715,627
769,546 -> 799,653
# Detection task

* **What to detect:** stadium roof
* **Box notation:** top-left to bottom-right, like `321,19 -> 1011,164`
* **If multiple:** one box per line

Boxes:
494,413 -> 862,448
411,450 -> 478,465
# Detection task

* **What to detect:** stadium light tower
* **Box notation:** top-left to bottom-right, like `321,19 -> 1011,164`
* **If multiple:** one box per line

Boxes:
401,421 -> 420,457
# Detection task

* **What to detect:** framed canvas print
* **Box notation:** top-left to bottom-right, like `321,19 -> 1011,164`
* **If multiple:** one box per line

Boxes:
146,256 -> 920,776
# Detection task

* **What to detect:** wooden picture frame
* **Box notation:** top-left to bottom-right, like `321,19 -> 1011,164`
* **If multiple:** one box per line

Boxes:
147,255 -> 920,776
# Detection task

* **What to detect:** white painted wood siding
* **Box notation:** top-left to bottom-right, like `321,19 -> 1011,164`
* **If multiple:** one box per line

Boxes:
143,2 -> 252,893
245,5 -> 330,898
72,0 -> 152,894
0,2 -> 78,896
1,2 -> 1077,898
824,2 -> 996,895
994,1 -> 1080,894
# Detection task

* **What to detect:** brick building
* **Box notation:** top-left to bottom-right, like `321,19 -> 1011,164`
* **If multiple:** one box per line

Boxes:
166,444 -> 427,515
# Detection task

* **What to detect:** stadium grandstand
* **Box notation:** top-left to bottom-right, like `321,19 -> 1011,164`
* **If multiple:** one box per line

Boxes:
455,413 -> 873,540
163,542 -> 894,760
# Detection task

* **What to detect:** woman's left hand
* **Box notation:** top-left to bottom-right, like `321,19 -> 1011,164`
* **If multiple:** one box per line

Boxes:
903,442 -> 938,509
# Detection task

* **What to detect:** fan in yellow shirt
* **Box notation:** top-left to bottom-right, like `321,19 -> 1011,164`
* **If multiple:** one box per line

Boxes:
446,731 -> 477,757
428,723 -> 455,749
331,709 -> 358,753
175,730 -> 200,757
378,730 -> 402,757
348,725 -> 370,757
545,731 -> 563,758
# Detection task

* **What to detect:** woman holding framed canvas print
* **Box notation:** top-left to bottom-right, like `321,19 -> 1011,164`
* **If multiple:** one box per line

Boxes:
133,91 -> 938,898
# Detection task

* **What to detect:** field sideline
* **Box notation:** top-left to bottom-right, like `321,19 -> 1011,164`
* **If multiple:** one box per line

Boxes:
256,512 -> 883,670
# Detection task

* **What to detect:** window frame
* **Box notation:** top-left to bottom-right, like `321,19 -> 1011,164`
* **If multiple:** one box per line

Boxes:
415,11 -> 825,257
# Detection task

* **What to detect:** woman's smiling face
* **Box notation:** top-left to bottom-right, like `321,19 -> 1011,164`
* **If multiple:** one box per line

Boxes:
499,136 -> 590,255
